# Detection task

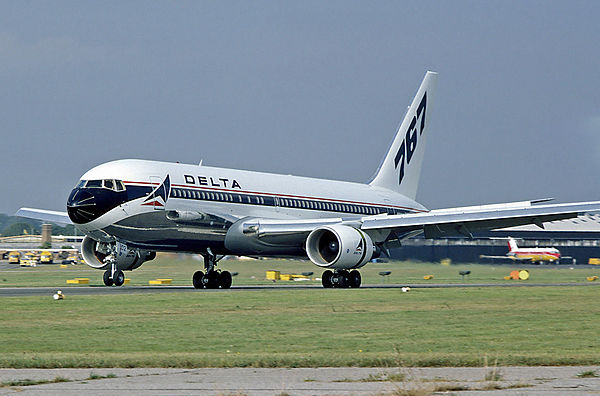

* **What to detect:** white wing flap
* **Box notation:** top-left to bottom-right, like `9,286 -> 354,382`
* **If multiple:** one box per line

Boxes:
360,201 -> 600,238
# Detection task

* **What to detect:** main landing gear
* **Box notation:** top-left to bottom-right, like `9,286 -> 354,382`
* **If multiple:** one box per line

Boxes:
321,269 -> 361,288
192,249 -> 232,289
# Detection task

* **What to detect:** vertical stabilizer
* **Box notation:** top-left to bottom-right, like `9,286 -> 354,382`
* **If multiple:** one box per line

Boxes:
369,71 -> 437,200
507,237 -> 519,252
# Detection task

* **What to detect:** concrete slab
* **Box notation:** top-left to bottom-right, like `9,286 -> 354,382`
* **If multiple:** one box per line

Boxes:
1,366 -> 600,395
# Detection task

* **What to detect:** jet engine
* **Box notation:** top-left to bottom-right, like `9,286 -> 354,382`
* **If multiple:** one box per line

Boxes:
305,224 -> 374,269
81,235 -> 156,271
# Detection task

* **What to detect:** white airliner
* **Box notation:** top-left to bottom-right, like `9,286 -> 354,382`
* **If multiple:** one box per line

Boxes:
17,71 -> 600,288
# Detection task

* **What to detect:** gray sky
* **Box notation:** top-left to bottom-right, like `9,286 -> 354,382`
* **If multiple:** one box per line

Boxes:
1,1 -> 599,214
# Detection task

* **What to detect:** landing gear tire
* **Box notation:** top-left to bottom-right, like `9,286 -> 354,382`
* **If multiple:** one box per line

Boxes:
103,270 -> 114,286
349,270 -> 361,288
219,271 -> 232,289
335,270 -> 349,288
322,270 -> 334,288
113,270 -> 125,286
192,271 -> 205,289
203,271 -> 220,289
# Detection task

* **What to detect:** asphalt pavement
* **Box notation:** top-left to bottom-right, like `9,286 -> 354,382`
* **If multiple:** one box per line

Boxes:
1,366 -> 600,395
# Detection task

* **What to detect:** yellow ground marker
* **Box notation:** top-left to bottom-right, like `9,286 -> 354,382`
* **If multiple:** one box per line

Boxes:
149,278 -> 172,285
423,275 -> 434,280
66,278 -> 89,284
587,276 -> 598,281
266,270 -> 280,280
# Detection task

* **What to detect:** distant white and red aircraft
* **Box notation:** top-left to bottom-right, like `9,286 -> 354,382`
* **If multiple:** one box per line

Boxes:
481,237 -> 561,264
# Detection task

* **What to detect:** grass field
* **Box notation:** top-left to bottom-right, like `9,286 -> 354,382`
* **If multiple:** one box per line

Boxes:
1,258 -> 600,368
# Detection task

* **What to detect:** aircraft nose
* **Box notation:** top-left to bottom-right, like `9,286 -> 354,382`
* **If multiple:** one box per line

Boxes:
67,188 -> 98,224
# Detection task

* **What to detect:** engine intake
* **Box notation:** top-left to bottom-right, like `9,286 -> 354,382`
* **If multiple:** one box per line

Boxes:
305,224 -> 374,269
81,236 -> 155,271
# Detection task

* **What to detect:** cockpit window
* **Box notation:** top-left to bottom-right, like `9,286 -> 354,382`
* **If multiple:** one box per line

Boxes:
85,180 -> 103,188
82,179 -> 126,191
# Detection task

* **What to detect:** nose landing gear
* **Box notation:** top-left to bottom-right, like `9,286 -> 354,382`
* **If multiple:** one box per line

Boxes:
321,269 -> 361,288
102,267 -> 125,286
101,246 -> 126,287
192,249 -> 232,289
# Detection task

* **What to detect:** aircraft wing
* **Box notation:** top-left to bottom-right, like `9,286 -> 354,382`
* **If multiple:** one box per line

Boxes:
361,201 -> 600,239
237,200 -> 600,250
15,208 -> 72,225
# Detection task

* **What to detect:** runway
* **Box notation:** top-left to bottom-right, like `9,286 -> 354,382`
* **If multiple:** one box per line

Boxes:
1,281 -> 599,297
1,366 -> 600,395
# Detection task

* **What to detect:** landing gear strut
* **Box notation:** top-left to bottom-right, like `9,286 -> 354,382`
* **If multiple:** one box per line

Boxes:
192,249 -> 232,289
321,269 -> 361,288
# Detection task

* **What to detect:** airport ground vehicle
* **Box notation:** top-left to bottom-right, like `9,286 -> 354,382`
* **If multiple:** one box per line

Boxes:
40,250 -> 54,264
8,251 -> 20,264
20,252 -> 38,267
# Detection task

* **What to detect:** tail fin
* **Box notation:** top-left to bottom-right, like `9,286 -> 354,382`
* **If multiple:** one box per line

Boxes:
507,237 -> 518,252
369,71 -> 437,200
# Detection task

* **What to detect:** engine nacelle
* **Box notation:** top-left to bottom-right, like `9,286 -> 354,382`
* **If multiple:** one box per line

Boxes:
166,210 -> 207,222
81,236 -> 155,271
305,224 -> 374,269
